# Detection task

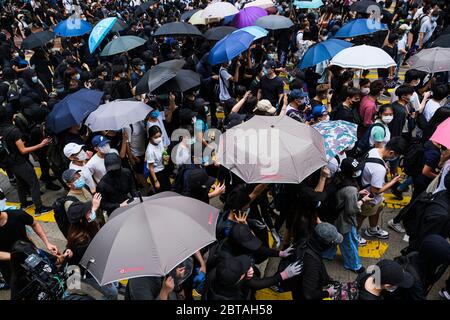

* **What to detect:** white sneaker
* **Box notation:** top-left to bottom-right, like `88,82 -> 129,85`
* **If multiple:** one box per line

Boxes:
358,235 -> 367,247
439,289 -> 450,300
364,226 -> 389,239
388,219 -> 406,233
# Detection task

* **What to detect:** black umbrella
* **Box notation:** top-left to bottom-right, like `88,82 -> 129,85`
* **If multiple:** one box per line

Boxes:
135,59 -> 185,95
350,0 -> 381,14
431,34 -> 450,48
204,26 -> 238,41
135,0 -> 157,17
154,22 -> 203,37
152,70 -> 201,94
181,9 -> 200,22
21,31 -> 55,50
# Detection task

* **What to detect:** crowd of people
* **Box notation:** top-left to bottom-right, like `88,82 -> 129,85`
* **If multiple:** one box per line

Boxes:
0,0 -> 449,301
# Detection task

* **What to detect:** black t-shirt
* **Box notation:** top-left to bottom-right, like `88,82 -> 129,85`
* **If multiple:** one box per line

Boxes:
0,124 -> 28,166
0,210 -> 34,252
259,75 -> 284,107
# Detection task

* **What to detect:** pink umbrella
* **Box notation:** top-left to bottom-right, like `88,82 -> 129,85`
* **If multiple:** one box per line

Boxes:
232,7 -> 268,29
431,117 -> 450,149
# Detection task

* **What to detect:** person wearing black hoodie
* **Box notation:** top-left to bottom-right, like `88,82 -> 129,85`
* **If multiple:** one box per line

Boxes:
20,68 -> 48,104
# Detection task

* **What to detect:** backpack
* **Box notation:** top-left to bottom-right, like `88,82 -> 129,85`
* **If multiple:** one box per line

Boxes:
411,14 -> 428,47
0,127 -> 14,169
46,138 -> 70,174
52,195 -> 79,239
356,151 -> 387,189
205,238 -> 230,271
354,123 -> 386,157
400,139 -> 424,177
3,80 -> 21,101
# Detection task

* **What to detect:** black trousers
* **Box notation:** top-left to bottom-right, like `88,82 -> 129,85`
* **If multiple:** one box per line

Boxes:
155,169 -> 171,193
9,162 -> 42,208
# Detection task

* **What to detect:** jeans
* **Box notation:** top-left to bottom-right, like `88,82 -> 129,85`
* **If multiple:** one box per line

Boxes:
322,226 -> 362,271
395,54 -> 405,79
82,277 -> 118,300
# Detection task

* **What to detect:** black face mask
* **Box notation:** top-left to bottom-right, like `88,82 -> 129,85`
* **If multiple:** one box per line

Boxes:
109,168 -> 122,177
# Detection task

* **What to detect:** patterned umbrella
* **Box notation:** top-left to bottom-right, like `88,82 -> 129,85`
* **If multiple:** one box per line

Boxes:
312,120 -> 357,160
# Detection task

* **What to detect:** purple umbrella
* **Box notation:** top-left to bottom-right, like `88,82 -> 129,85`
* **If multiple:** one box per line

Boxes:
232,7 -> 267,29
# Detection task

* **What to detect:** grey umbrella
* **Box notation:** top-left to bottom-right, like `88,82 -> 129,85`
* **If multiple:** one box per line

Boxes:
204,26 -> 238,41
408,47 -> 450,73
80,195 -> 219,285
181,9 -> 200,21
100,36 -> 146,56
134,59 -> 186,94
217,115 -> 327,184
154,22 -> 203,37
254,15 -> 293,30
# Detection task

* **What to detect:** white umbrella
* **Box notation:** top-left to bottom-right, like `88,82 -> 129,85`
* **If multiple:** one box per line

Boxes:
329,45 -> 396,69
189,10 -> 206,25
201,2 -> 239,19
408,47 -> 450,73
86,100 -> 151,132
244,0 -> 274,9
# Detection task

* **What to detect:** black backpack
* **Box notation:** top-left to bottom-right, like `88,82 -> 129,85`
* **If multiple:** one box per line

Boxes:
46,137 -> 70,174
411,14 -> 429,48
354,123 -> 386,157
0,127 -> 14,169
52,196 -> 79,239
400,139 -> 424,177
357,151 -> 387,189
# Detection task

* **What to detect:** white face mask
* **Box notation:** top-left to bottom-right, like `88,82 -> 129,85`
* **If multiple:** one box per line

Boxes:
77,150 -> 88,161
386,285 -> 398,292
382,115 -> 394,124
323,115 -> 330,121
0,198 -> 6,211
360,87 -> 370,95
153,137 -> 162,144
352,170 -> 362,178
99,144 -> 111,154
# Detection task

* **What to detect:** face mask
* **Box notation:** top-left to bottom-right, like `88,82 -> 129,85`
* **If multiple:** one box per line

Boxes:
124,64 -> 128,69
120,72 -> 126,78
140,65 -> 145,72
263,68 -> 269,76
352,170 -> 362,178
153,137 -> 162,144
75,74 -> 80,80
409,96 -> 415,103
204,106 -> 209,114
102,71 -> 108,77
77,150 -> 88,161
361,87 -> 370,95
192,116 -> 197,124
99,144 -> 111,154
73,176 -> 86,189
382,115 -> 394,124
387,155 -> 399,161
13,52 -> 19,58
150,110 -> 160,119
0,198 -> 6,211
323,115 -> 330,121
31,76 -> 38,83
431,16 -> 438,23
87,210 -> 96,223
386,285 -> 398,292
56,87 -> 65,94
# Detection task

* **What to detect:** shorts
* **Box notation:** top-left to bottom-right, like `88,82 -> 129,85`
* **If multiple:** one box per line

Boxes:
360,202 -> 384,217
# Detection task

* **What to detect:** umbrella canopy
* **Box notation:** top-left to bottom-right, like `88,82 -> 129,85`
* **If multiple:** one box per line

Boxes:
244,0 -> 274,9
232,7 -> 267,29
201,2 -> 239,20
312,120 -> 357,160
181,9 -> 200,21
89,17 -> 117,53
431,34 -> 450,48
134,0 -> 157,16
217,115 -> 327,184
46,89 -> 103,134
430,118 -> 450,150
208,30 -> 255,65
330,45 -> 396,69
350,0 -> 382,13
235,26 -> 268,40
85,100 -> 151,132
110,19 -> 128,33
135,59 -> 185,94
100,36 -> 146,56
21,31 -> 55,50
54,17 -> 92,37
204,26 -> 237,41
294,0 -> 324,9
407,47 -> 450,73
334,18 -> 388,38
151,70 -> 201,94
154,22 -> 202,37
299,39 -> 353,69
189,10 -> 206,25
254,15 -> 294,30
80,195 -> 219,285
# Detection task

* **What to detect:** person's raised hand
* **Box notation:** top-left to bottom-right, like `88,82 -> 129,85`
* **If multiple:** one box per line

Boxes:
321,166 -> 331,178
280,261 -> 303,280
210,183 -> 225,197
279,245 -> 294,258
120,199 -> 130,207
234,210 -> 248,224
162,276 -> 175,293
40,138 -> 52,147
92,193 -> 102,211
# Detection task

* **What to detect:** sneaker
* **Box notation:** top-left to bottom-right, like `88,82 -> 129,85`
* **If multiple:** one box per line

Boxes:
388,219 -> 406,233
9,178 -> 17,186
45,181 -> 61,191
358,235 -> 367,246
391,188 -> 404,200
0,282 -> 9,290
20,200 -> 34,210
438,289 -> 450,300
34,206 -> 53,217
364,226 -> 389,239
346,266 -> 366,274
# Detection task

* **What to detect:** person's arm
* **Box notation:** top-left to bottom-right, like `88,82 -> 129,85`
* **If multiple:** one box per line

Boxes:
194,251 -> 206,274
257,88 -> 262,101
119,131 -> 129,159
148,162 -> 160,190
247,48 -> 253,69
31,221 -> 58,255
246,273 -> 283,290
0,251 -> 11,261
373,175 -> 402,194
248,184 -> 268,203
230,61 -> 241,82
418,32 -> 425,49
279,94 -> 288,116
255,245 -> 280,258
230,91 -> 251,113
158,276 -> 175,300
15,137 -> 51,155
315,167 -> 330,192
417,91 -> 431,113
422,165 -> 438,179
165,93 -> 177,124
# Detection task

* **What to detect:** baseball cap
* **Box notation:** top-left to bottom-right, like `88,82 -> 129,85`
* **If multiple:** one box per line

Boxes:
312,105 -> 327,117
194,98 -> 210,110
63,143 -> 84,159
340,157 -> 362,177
216,255 -> 252,286
253,99 -> 276,115
187,168 -> 215,191
264,60 -> 276,70
62,169 -> 81,184
92,135 -> 110,148
179,108 -> 197,126
399,24 -> 411,31
289,89 -> 308,100
131,58 -> 144,66
231,224 -> 263,251
66,201 -> 92,224
376,259 -> 414,288
104,153 -> 122,172
371,125 -> 386,143
224,112 -> 246,129
315,222 -> 344,244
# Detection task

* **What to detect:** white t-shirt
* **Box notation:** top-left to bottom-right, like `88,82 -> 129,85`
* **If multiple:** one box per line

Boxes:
415,17 -> 437,46
361,148 -> 387,206
423,99 -> 442,122
398,33 -> 408,53
219,67 -> 232,101
145,142 -> 165,173
434,160 -> 450,194
69,162 -> 97,193
85,149 -> 118,184
124,121 -> 146,157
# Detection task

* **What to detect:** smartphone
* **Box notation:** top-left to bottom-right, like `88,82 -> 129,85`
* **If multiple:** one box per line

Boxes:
368,193 -> 375,199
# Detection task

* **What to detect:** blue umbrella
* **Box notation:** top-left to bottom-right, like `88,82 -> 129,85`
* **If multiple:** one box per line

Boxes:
54,17 -> 92,37
294,0 -> 324,9
46,89 -> 103,134
334,18 -> 387,38
235,26 -> 268,40
209,30 -> 255,65
299,39 -> 353,69
89,17 -> 117,53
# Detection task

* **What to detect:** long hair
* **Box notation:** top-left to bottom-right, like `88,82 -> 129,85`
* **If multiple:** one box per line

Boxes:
66,218 -> 100,250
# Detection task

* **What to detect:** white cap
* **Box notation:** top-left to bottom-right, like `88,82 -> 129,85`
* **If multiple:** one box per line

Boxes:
63,143 -> 83,159
253,99 -> 277,115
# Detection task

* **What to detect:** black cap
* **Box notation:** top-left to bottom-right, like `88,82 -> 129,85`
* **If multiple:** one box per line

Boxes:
224,112 -> 246,130
179,108 -> 197,126
376,259 -> 414,288
194,98 -> 209,111
66,201 -> 92,224
340,157 -> 362,177
187,168 -> 215,191
104,153 -> 121,172
131,58 -> 144,66
225,185 -> 251,210
216,255 -> 252,286
231,224 -> 262,251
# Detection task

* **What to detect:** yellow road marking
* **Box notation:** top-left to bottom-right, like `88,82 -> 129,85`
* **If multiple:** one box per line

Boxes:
6,202 -> 56,223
